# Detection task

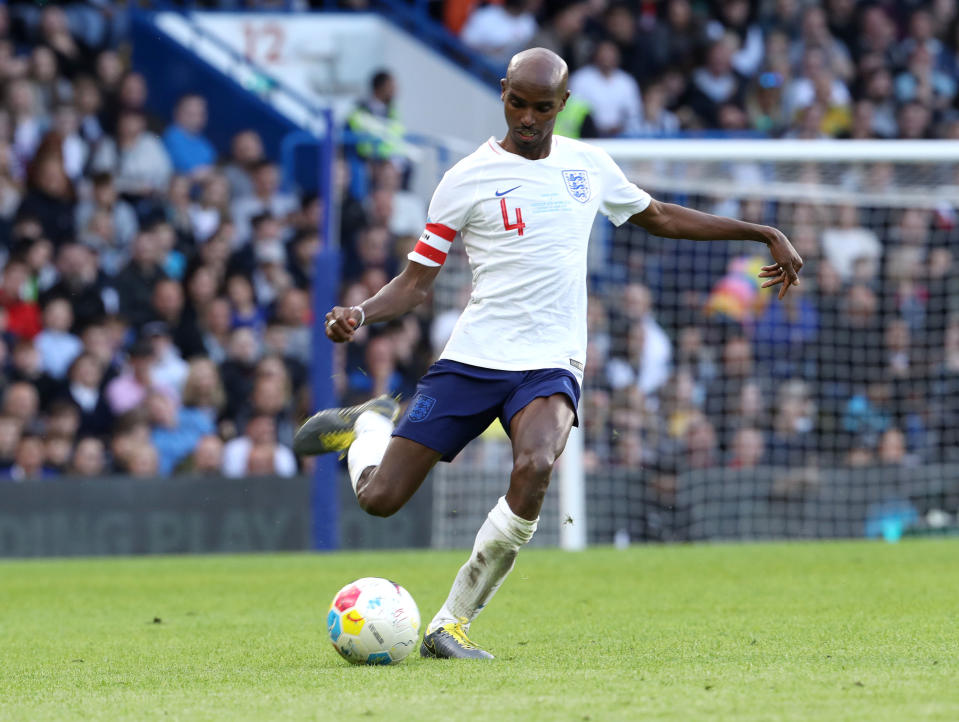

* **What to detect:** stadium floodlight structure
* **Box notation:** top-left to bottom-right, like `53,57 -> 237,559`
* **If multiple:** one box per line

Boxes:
429,138 -> 959,551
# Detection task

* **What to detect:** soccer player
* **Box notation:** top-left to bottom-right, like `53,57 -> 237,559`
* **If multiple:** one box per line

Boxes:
295,48 -> 803,659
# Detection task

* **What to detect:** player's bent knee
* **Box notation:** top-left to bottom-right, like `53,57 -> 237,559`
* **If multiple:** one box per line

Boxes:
512,450 -> 557,481
356,484 -> 403,518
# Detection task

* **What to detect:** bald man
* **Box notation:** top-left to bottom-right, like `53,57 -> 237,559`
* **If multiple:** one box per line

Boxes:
297,48 -> 803,659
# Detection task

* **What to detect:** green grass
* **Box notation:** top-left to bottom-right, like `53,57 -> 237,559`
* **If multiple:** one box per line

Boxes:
2,540 -> 957,722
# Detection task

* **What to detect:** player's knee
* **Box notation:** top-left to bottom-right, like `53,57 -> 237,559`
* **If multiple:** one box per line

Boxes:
512,449 -> 557,483
356,476 -> 403,518
357,486 -> 401,517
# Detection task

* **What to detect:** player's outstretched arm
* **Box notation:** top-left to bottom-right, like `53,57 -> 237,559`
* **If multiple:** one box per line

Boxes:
325,261 -> 441,343
628,199 -> 803,299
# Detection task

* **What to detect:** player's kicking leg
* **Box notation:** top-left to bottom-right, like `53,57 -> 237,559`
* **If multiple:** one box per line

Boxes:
293,394 -> 441,517
421,393 -> 576,660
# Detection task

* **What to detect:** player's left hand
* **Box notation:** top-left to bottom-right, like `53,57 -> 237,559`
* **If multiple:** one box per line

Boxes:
758,228 -> 803,299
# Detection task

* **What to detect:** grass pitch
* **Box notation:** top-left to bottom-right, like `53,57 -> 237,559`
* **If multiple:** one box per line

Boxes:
2,540 -> 957,722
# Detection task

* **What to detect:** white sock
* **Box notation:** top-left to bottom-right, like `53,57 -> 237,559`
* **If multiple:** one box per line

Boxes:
347,410 -> 393,494
428,496 -> 537,633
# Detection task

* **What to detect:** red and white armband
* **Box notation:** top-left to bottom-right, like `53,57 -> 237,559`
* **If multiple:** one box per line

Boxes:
408,223 -> 456,267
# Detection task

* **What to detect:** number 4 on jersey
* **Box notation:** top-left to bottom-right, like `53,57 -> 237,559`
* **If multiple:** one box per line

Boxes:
500,198 -> 525,236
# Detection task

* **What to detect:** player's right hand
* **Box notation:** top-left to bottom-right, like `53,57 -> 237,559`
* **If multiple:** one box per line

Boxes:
325,306 -> 362,343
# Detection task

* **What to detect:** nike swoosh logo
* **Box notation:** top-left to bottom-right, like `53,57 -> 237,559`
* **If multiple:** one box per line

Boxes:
495,185 -> 521,197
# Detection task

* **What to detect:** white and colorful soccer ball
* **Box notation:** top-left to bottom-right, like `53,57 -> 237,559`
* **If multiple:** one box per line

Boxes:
327,577 -> 421,665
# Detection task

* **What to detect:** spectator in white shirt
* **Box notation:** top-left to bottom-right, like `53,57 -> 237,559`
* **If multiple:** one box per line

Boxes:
461,0 -> 538,67
221,413 -> 296,478
35,297 -> 82,379
569,41 -> 643,137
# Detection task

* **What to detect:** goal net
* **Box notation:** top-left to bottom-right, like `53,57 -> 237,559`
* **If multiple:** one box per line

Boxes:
427,139 -> 959,549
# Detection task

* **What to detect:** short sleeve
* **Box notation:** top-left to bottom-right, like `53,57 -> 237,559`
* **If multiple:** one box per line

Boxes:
595,148 -> 651,227
408,166 -> 477,267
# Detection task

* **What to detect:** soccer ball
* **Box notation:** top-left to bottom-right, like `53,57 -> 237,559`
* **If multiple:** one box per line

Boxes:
327,577 -> 421,665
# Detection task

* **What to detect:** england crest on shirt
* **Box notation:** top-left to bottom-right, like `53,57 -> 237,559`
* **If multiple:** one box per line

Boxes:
562,170 -> 590,203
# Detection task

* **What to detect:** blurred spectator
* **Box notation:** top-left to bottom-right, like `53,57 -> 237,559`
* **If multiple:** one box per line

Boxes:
752,281 -> 819,379
3,433 -> 54,481
635,0 -> 708,82
895,44 -> 956,112
75,171 -> 138,254
789,5 -> 853,81
90,110 -> 173,206
221,413 -> 296,478
151,277 -> 205,360
347,69 -> 406,169
709,0 -> 765,79
35,297 -> 82,378
18,150 -> 75,245
766,380 -> 817,466
8,338 -> 59,409
230,161 -> 297,245
44,433 -> 72,473
198,296 -> 232,364
607,284 -> 672,397
746,69 -> 789,134
105,339 -> 173,417
461,0 -> 537,67
0,258 -> 41,339
728,426 -> 766,468
529,1 -> 591,74
188,173 -> 230,243
820,203 -> 882,281
147,390 -> 214,475
683,36 -> 747,128
127,442 -> 159,477
41,242 -> 108,332
569,41 -> 642,137
69,436 -> 106,477
188,434 -> 224,475
222,129 -> 265,200
0,415 -> 21,471
63,352 -> 112,437
636,81 -> 680,136
162,94 -> 216,178
143,320 -> 189,395
113,228 -> 166,328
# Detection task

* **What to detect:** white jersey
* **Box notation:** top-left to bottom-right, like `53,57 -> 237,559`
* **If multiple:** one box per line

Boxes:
409,135 -> 651,384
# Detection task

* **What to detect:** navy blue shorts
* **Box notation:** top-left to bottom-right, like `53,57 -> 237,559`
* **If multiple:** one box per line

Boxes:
392,360 -> 581,462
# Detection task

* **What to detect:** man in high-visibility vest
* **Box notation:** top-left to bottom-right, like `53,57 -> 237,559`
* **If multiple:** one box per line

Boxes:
348,70 -> 406,161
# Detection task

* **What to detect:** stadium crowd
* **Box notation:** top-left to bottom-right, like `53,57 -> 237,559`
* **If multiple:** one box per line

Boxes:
0,3 -> 318,480
1,0 -> 958,484
455,0 -> 959,140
